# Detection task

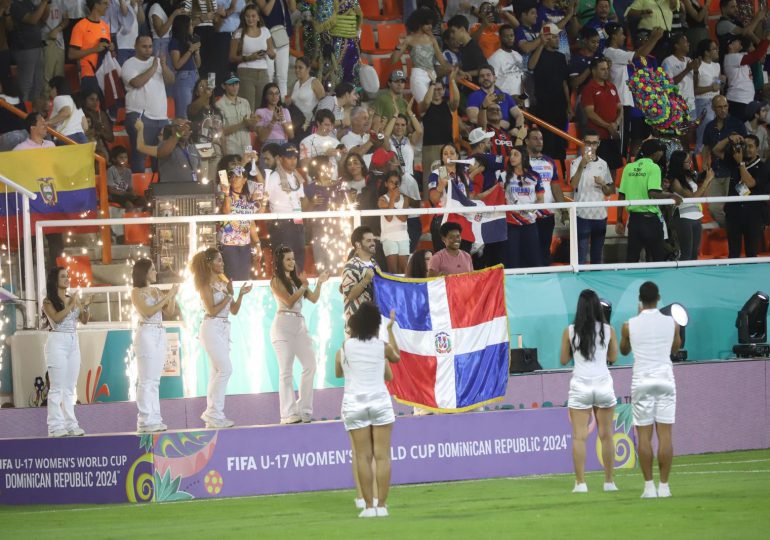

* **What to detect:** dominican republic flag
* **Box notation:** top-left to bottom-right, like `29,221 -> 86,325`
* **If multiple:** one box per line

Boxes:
374,266 -> 510,412
444,179 -> 507,245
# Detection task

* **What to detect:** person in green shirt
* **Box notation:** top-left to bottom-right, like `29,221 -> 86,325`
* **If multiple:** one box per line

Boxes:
371,70 -> 409,132
616,138 -> 682,262
577,0 -> 617,25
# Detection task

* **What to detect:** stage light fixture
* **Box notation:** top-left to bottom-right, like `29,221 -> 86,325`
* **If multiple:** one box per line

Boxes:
599,298 -> 612,324
733,292 -> 770,358
660,303 -> 689,362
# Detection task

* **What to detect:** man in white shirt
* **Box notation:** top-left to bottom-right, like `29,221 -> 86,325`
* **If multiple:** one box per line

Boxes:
121,35 -> 175,172
300,109 -> 341,177
620,281 -> 681,499
340,106 -> 374,156
662,33 -> 697,115
487,24 -> 526,99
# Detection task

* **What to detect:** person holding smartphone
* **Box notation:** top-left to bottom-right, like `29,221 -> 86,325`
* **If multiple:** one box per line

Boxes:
169,15 -> 202,119
229,3 -> 276,111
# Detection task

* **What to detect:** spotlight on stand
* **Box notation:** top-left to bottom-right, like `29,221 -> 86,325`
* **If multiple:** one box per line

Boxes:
733,292 -> 770,358
600,298 -> 612,323
660,303 -> 689,362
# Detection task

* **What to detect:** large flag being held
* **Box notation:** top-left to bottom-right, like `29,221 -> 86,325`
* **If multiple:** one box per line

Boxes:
444,166 -> 507,246
0,144 -> 98,242
374,266 -> 510,412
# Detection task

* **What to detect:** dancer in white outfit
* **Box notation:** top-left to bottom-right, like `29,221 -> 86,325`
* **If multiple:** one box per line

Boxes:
335,302 -> 399,518
130,259 -> 179,433
621,281 -> 681,499
190,247 -> 253,428
42,267 -> 93,438
560,289 -> 619,493
269,245 -> 329,424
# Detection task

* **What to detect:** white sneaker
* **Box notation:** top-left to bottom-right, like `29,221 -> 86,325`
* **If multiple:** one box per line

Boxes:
354,498 -> 365,509
67,427 -> 85,437
358,508 -> 376,518
572,482 -> 588,493
157,423 -> 168,431
206,418 -> 235,429
641,486 -> 658,498
280,416 -> 302,425
375,507 -> 389,517
137,424 -> 166,434
658,483 -> 671,498
603,482 -> 619,492
301,414 -> 312,423
49,429 -> 68,438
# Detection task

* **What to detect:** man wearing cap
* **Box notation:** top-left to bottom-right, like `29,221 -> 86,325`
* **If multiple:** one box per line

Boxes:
300,109 -> 341,177
616,139 -> 682,262
266,143 -> 310,270
466,65 -> 524,136
216,72 -> 257,156
317,82 -> 359,130
122,35 -> 175,173
744,100 -> 769,159
370,71 -> 409,133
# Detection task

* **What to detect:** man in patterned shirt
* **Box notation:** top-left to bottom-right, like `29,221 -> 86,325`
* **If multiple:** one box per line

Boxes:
340,225 -> 379,324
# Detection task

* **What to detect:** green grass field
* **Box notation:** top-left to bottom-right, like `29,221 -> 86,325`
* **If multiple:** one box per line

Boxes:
2,449 -> 768,539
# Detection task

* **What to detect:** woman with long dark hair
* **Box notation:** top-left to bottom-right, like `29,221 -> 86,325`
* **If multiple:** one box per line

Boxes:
229,3 -> 276,111
504,145 -> 544,269
559,289 -> 618,493
335,302 -> 399,517
668,150 -> 714,260
130,258 -> 179,433
427,143 -> 472,251
405,249 -> 432,278
42,266 -> 92,437
255,82 -> 293,149
169,14 -> 202,119
285,57 -> 325,139
269,245 -> 328,424
190,247 -> 252,428
149,0 -> 184,57
378,170 -> 412,274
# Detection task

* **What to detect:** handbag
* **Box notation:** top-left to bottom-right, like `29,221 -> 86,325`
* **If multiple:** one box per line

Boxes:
270,25 -> 290,49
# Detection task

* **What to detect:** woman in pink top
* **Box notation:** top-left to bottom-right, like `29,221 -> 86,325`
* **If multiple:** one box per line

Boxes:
255,82 -> 293,151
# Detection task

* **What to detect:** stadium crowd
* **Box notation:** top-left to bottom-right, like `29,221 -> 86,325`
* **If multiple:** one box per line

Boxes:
1,0 -> 769,275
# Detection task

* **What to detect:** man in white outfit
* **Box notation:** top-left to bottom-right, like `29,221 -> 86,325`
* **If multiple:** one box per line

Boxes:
620,281 -> 681,499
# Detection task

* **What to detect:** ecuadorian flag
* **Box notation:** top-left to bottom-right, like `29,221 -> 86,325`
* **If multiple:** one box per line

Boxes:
0,144 -> 97,240
374,266 -> 510,412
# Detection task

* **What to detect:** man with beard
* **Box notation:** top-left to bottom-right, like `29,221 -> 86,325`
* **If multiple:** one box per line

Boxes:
487,24 -> 526,100
466,65 -> 525,137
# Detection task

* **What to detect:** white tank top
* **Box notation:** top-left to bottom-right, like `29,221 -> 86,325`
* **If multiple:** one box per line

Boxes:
208,283 -> 232,318
379,193 -> 409,242
628,309 -> 675,376
342,338 -> 389,397
236,29 -> 270,70
134,288 -> 163,326
291,77 -> 320,125
568,323 -> 612,379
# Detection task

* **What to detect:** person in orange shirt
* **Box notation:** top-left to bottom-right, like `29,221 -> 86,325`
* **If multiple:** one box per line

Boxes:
470,2 -> 519,59
68,0 -> 112,94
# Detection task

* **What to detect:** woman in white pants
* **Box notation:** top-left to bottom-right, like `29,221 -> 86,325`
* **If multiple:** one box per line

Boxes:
270,245 -> 328,424
560,289 -> 619,493
131,259 -> 179,433
42,267 -> 92,438
191,247 -> 252,428
335,302 -> 399,518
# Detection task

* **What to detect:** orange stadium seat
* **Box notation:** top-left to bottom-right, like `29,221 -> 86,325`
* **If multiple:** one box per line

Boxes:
123,211 -> 151,245
360,0 -> 402,21
132,172 -> 155,197
56,255 -> 94,288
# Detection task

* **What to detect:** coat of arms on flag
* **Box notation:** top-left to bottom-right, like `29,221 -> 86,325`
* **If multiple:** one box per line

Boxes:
373,266 -> 510,412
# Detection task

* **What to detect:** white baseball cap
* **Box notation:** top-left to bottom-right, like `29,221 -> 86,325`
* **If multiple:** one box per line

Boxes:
468,127 -> 495,146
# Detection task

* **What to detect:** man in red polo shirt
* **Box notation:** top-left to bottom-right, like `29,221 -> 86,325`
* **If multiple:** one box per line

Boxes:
581,57 -> 623,178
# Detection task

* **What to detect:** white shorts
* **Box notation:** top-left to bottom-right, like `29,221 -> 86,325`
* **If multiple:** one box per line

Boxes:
632,374 -> 676,426
568,375 -> 616,409
381,238 -> 410,257
341,392 -> 395,431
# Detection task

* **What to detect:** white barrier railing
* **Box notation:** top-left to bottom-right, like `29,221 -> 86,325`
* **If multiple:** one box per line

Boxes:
33,194 -> 770,325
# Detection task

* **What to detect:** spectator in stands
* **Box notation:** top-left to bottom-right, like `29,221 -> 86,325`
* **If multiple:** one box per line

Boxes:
185,0 -> 219,87
122,35 -> 175,173
111,0 -> 144,65
528,23 -> 570,161
694,39 -> 723,152
447,14 -> 487,83
256,0 -> 292,97
584,0 -> 613,52
255,82 -> 293,149
625,0 -> 679,59
617,139 -> 682,262
371,71 -> 409,133
169,14 -> 201,120
466,65 -> 525,134
668,150 -> 713,260
514,0 -> 541,70
378,171 -> 412,274
217,164 -> 263,280
702,94 -> 747,226
526,127 -> 568,266
487,25 -> 526,100
716,0 -> 765,52
683,0 -> 710,56
662,33 -> 697,119
537,0 -> 577,61
266,143 -> 309,270
441,27 -> 462,91
46,76 -> 87,144
427,143 -> 473,251
568,26 -> 601,94
570,130 -> 615,264
299,109 -> 341,176
305,155 -> 349,274
42,0 -> 68,92
341,152 -> 368,201
405,248 -> 432,278
723,34 -> 770,120
148,0 -> 183,57
69,0 -> 111,95
419,74 -> 460,195
136,117 -> 202,182
477,100 -> 514,170
428,221 -> 473,276
385,114 -> 423,230
341,106 -> 374,156
216,72 -> 257,156
107,145 -> 147,209
503,145 -> 544,268
229,2 -> 275,112
285,57 -> 325,140
582,57 -> 623,178
82,88 -> 114,158
744,100 -> 770,158
317,82 -> 358,130
10,0 -> 48,101
391,7 -> 451,103
724,133 -> 767,257
215,1 -> 243,81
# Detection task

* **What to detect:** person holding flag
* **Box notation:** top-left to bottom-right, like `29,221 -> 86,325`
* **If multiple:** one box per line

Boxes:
503,145 -> 544,268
